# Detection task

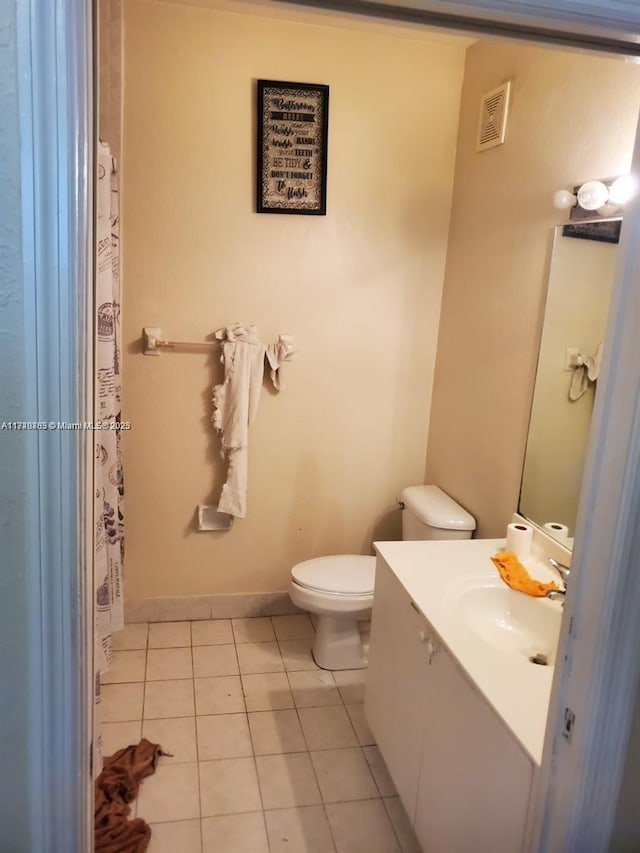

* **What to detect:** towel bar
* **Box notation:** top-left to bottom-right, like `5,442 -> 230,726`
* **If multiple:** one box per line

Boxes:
143,327 -> 222,355
143,327 -> 294,357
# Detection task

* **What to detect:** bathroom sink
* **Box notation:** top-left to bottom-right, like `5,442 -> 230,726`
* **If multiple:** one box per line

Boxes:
453,581 -> 563,666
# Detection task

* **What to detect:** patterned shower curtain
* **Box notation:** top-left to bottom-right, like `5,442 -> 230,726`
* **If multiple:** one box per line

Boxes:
94,141 -> 124,770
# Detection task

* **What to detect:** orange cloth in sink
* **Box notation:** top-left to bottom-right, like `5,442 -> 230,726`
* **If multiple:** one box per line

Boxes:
491,551 -> 559,598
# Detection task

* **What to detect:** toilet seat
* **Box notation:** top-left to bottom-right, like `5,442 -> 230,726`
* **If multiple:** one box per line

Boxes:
291,555 -> 375,596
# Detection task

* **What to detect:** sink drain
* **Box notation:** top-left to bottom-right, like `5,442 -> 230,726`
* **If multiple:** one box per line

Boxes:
529,653 -> 549,666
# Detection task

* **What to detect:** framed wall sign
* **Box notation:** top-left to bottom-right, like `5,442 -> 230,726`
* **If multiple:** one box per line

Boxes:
257,79 -> 329,215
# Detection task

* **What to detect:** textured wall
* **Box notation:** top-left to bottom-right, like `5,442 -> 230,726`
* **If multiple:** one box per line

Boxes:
120,0 -> 467,599
426,39 -> 640,537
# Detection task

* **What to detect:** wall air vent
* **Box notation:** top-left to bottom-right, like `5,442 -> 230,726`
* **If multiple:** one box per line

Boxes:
477,81 -> 511,152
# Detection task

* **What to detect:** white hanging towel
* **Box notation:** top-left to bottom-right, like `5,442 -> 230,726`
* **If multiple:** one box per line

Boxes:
212,324 -> 290,518
266,339 -> 291,390
569,341 -> 603,401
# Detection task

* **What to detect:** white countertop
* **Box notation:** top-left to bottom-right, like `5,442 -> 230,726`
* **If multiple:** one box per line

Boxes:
374,538 -> 563,765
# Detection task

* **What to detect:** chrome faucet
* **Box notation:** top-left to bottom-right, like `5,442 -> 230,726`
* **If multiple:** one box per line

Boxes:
545,557 -> 571,602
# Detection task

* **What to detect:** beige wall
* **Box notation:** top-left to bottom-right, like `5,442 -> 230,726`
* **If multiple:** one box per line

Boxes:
121,0 -> 466,598
98,0 -> 122,157
426,40 -> 640,537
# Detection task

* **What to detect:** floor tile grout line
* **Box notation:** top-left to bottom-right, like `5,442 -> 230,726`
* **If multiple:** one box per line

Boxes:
382,796 -> 408,853
275,634 -> 320,674
240,636 -> 274,853
269,615 -> 278,646
285,667 -> 344,711
250,736 -> 272,851
307,741 -> 379,802
195,742 -> 372,763
230,619 -> 239,645
294,703 -> 312,754
260,807 -> 273,853
139,797 -> 396,827
231,616 -> 276,645
192,672 -> 206,853
293,699 -> 339,852
362,743 -> 398,801
284,658 -> 379,850
260,798 -> 376,814
143,645 -> 148,683
357,743 -> 387,799
141,673 -> 148,727
231,637 -> 244,703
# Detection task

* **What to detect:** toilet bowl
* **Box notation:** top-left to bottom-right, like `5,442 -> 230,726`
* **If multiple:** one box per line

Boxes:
289,485 -> 476,671
289,555 -> 375,670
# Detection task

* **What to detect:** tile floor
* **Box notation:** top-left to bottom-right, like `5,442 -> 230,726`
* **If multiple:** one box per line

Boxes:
101,614 -> 421,853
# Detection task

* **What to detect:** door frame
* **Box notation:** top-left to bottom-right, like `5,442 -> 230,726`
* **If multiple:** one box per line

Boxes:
532,129 -> 640,851
15,0 -> 94,850
16,0 -> 640,850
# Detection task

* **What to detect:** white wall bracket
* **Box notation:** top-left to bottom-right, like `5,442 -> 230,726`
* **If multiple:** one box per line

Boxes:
143,327 -> 162,356
564,347 -> 584,371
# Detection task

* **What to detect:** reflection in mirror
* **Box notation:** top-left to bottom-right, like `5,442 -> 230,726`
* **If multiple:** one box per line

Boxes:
519,224 -> 618,548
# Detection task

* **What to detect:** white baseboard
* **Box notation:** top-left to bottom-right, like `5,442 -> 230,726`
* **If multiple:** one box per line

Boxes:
124,591 -> 303,623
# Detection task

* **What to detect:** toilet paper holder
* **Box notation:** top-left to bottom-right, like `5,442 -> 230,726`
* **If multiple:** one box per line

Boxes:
197,505 -> 233,531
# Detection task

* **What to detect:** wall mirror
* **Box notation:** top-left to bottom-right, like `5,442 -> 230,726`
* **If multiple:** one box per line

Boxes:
519,223 -> 619,548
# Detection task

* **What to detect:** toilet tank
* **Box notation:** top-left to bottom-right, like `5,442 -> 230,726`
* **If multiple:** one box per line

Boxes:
400,485 -> 476,540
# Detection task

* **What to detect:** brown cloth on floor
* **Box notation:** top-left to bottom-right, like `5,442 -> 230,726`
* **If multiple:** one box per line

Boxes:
95,738 -> 162,853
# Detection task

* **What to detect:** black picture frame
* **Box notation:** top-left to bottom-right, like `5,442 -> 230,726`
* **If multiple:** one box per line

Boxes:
257,79 -> 329,215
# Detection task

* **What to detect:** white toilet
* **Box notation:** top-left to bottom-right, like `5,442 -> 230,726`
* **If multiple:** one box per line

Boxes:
288,485 -> 476,670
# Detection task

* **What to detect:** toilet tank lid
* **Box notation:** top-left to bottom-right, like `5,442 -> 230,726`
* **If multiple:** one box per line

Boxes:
400,485 -> 476,531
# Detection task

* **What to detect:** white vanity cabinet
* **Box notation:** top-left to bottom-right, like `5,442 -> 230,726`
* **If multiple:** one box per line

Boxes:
364,551 -> 432,811
365,556 -> 534,853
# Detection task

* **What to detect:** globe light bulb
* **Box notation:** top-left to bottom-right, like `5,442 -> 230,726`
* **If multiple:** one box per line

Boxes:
577,180 -> 609,211
552,190 -> 577,210
596,201 -> 621,217
608,175 -> 637,206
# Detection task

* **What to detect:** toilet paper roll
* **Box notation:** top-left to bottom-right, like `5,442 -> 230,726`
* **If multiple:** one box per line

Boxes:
506,522 -> 533,560
543,522 -> 570,543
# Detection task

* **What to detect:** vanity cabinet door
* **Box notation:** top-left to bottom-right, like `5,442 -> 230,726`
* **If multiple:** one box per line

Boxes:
414,641 -> 534,853
364,557 -> 432,818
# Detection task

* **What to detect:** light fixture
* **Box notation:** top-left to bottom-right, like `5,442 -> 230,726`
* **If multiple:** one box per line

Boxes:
609,175 -> 637,206
596,201 -> 621,218
577,180 -> 609,211
552,175 -> 637,219
552,190 -> 577,210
